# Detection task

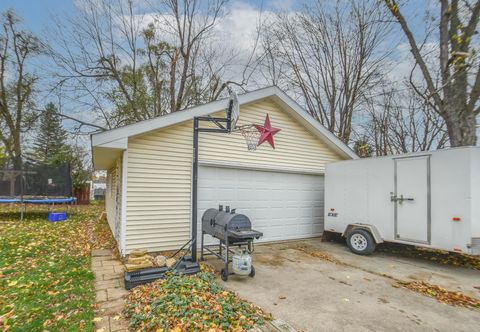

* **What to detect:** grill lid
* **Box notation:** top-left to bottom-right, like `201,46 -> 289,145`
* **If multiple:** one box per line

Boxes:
201,205 -> 263,241
215,212 -> 251,230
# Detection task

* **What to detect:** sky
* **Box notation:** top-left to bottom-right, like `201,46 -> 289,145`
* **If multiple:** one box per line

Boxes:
5,0 -> 474,155
0,0 -> 427,36
0,0 -> 431,81
1,0 -> 76,29
0,0 -> 291,27
0,0 -> 443,141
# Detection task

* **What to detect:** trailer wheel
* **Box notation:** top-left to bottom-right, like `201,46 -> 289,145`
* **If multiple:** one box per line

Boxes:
221,269 -> 229,281
249,266 -> 255,278
347,229 -> 376,255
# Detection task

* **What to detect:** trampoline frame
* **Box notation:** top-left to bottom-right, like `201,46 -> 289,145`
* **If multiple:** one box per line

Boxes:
0,197 -> 77,220
1,163 -> 76,220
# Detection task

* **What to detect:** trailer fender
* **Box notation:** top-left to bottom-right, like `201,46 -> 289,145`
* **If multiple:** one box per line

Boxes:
342,224 -> 384,244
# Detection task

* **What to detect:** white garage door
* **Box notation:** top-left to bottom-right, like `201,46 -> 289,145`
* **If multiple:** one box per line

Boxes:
198,166 -> 324,244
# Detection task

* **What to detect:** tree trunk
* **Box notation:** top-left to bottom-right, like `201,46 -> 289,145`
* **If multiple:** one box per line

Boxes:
385,0 -> 480,148
444,108 -> 477,147
12,129 -> 22,170
12,154 -> 22,170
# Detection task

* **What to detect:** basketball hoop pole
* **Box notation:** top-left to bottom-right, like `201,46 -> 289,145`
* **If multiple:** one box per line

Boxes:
191,100 -> 233,261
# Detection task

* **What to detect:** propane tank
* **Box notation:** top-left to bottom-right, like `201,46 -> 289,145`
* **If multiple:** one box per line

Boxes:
232,249 -> 252,276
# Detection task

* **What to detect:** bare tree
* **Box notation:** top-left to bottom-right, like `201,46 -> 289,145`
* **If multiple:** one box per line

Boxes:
47,0 -> 236,131
362,83 -> 448,156
0,10 -> 41,168
385,0 -> 480,147
260,0 -> 390,144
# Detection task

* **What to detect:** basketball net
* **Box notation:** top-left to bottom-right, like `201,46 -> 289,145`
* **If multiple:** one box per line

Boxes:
237,124 -> 261,151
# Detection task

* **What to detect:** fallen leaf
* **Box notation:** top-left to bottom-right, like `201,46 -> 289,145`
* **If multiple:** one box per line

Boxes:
7,280 -> 17,287
393,280 -> 480,309
124,267 -> 271,331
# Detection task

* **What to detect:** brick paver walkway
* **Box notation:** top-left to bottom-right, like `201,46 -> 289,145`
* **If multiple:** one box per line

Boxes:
92,249 -> 129,332
90,249 -> 296,332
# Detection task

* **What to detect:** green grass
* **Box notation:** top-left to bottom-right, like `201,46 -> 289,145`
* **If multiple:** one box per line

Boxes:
0,204 -> 113,331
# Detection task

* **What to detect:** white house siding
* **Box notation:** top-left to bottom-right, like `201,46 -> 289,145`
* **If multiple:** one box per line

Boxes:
125,98 -> 342,253
126,122 -> 193,252
105,163 -> 117,231
199,100 -> 341,171
105,156 -> 123,245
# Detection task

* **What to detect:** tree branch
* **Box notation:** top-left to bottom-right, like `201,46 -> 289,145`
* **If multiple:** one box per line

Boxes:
384,0 -> 443,109
58,113 -> 107,131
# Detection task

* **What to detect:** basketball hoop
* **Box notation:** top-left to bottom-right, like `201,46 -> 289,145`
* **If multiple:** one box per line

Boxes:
236,124 -> 261,151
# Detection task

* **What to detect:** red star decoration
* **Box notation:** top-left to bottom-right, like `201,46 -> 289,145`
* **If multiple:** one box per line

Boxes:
254,114 -> 281,149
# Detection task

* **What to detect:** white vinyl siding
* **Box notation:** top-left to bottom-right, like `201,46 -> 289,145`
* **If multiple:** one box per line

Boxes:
105,162 -> 117,231
199,100 -> 340,171
125,98 -> 342,253
105,156 -> 122,245
126,122 -> 192,252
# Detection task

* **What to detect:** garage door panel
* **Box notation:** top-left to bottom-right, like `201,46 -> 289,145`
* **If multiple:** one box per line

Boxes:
297,224 -> 314,234
312,224 -> 323,233
270,194 -> 284,201
301,201 -> 315,209
313,207 -> 324,217
198,166 -> 324,244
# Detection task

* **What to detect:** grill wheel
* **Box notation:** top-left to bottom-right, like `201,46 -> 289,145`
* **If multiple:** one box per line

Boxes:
221,268 -> 229,281
249,265 -> 255,277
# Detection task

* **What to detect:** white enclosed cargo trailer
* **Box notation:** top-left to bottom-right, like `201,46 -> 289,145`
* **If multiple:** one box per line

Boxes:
324,147 -> 480,255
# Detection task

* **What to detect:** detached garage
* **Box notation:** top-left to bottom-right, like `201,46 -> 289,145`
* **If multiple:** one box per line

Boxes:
91,86 -> 357,255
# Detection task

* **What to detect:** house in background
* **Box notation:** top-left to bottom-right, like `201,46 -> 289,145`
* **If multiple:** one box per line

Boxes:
91,86 -> 357,255
87,173 -> 107,201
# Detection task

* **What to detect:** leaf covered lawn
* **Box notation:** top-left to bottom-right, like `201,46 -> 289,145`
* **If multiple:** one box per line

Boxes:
0,204 -> 114,331
125,266 -> 271,332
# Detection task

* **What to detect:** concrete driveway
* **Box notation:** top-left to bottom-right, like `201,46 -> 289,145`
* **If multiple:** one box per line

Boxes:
206,239 -> 480,332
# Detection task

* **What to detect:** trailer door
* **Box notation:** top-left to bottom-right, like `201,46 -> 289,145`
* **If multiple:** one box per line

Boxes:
394,156 -> 430,243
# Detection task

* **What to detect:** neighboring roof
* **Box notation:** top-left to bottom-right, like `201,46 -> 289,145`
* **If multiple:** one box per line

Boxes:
91,86 -> 358,169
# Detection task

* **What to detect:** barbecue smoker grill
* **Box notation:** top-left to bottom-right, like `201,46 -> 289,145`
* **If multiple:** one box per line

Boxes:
201,205 -> 263,281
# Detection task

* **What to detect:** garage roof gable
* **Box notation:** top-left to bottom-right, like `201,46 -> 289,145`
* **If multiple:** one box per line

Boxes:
91,86 -> 357,168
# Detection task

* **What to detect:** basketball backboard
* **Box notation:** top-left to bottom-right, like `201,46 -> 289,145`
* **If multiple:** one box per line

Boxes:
228,90 -> 240,130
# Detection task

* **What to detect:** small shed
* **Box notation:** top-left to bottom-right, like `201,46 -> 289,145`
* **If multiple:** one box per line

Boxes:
91,86 -> 357,255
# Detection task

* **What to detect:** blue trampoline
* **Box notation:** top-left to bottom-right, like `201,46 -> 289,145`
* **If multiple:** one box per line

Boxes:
0,197 -> 77,220
0,197 -> 76,204
0,198 -> 21,203
0,164 -> 77,220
